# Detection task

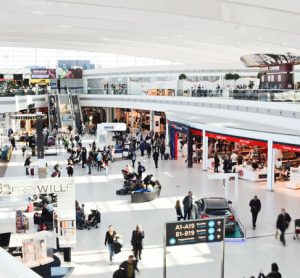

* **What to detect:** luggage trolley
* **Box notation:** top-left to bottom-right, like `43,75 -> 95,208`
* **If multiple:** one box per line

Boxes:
293,219 -> 300,240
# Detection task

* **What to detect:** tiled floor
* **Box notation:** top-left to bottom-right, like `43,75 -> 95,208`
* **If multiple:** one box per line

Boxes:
2,139 -> 300,278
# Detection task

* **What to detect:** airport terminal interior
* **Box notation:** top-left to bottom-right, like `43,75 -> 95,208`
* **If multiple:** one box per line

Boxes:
0,1 -> 300,278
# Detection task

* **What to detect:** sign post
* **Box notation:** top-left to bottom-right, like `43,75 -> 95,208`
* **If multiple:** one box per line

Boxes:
164,218 -> 225,278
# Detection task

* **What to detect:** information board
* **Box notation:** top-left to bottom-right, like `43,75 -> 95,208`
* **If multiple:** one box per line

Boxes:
166,218 -> 224,247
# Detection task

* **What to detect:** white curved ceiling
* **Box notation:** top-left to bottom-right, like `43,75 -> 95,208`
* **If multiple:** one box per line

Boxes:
1,0 -> 300,65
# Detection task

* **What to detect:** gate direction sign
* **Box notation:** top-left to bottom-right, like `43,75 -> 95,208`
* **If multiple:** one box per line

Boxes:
166,218 -> 225,247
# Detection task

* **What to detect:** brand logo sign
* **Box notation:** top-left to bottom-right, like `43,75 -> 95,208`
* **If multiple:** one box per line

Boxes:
0,178 -> 74,197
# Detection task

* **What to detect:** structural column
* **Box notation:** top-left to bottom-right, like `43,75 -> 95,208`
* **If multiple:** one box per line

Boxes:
187,127 -> 193,168
130,109 -> 135,128
267,140 -> 274,191
165,119 -> 169,156
202,130 -> 208,171
150,110 -> 154,131
106,108 -> 113,122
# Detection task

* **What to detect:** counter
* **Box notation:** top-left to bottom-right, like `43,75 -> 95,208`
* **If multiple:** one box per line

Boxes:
235,165 -> 267,181
287,167 -> 300,190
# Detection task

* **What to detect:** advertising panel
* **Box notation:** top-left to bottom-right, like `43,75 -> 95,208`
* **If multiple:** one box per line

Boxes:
241,53 -> 300,67
57,68 -> 82,79
31,69 -> 56,79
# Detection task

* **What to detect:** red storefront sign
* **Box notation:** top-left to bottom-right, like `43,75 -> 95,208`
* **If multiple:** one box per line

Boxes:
273,143 -> 300,153
206,132 -> 267,147
190,128 -> 202,136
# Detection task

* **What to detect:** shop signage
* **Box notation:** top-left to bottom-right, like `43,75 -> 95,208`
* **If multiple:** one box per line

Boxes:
273,143 -> 300,153
97,123 -> 126,132
0,177 -> 74,197
260,66 -> 280,72
206,132 -> 267,147
169,122 -> 188,133
165,218 -> 224,247
190,128 -> 202,136
10,114 -> 46,120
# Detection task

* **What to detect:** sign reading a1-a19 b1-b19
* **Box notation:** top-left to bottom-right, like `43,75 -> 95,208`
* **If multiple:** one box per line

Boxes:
166,218 -> 225,247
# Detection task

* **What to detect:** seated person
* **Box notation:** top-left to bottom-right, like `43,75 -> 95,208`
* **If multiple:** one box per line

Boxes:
252,159 -> 259,171
76,207 -> 84,227
40,202 -> 54,229
143,174 -> 154,186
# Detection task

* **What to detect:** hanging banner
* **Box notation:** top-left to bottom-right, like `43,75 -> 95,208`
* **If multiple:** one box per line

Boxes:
273,143 -> 300,153
206,132 -> 267,147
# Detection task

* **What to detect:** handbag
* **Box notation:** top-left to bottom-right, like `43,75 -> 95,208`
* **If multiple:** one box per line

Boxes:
113,240 -> 123,254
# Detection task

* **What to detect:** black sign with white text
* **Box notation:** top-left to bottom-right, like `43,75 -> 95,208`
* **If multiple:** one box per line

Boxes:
166,218 -> 225,247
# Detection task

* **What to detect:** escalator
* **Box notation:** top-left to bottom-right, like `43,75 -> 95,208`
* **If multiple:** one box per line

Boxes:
56,92 -> 75,130
47,91 -> 61,131
70,91 -> 83,132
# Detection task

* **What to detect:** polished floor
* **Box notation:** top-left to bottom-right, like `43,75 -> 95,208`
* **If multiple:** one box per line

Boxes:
2,139 -> 300,278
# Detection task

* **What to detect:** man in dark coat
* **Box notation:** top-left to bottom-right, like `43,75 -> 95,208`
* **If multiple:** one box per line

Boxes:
118,255 -> 139,278
249,195 -> 261,229
160,144 -> 166,160
276,208 -> 291,246
137,162 -> 146,179
152,150 -> 159,168
81,147 -> 87,168
182,191 -> 193,220
131,225 -> 144,260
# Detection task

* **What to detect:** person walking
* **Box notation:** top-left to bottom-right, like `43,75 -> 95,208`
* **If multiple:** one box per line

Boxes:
87,151 -> 93,175
182,191 -> 193,220
81,147 -> 87,168
214,153 -> 220,173
249,195 -> 261,229
24,156 -> 31,175
104,225 -> 117,264
131,152 -> 136,168
22,145 -> 26,157
118,255 -> 139,278
276,208 -> 291,246
66,160 -> 74,177
152,150 -> 159,168
175,200 -> 183,221
258,263 -> 282,278
146,143 -> 151,159
53,162 -> 62,178
131,225 -> 144,261
160,143 -> 166,160
10,135 -> 17,150
137,162 -> 145,180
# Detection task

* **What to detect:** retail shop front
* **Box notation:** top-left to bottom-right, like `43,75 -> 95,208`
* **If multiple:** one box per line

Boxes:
273,142 -> 300,189
0,177 -> 75,276
206,132 -> 269,181
168,121 -> 193,166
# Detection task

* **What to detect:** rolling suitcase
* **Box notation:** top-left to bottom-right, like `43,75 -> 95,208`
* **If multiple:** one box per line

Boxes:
164,153 -> 170,160
30,168 -> 34,176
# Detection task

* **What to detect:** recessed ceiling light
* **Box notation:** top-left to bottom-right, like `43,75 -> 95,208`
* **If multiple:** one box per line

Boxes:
223,122 -> 240,127
30,11 -> 44,15
59,25 -> 72,29
174,34 -> 183,39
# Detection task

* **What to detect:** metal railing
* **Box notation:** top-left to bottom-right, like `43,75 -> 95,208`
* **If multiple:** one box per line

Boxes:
1,87 -> 300,103
85,88 -> 300,103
